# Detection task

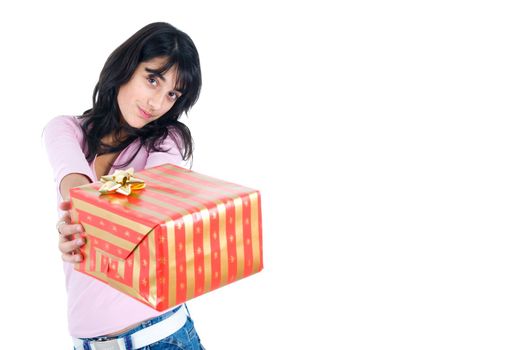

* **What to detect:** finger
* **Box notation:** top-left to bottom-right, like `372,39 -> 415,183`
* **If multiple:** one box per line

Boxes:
62,251 -> 83,263
59,237 -> 85,254
57,211 -> 72,230
60,210 -> 71,221
58,223 -> 84,239
59,200 -> 72,211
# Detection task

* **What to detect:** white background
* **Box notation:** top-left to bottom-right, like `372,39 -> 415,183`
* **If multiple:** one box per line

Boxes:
0,0 -> 524,349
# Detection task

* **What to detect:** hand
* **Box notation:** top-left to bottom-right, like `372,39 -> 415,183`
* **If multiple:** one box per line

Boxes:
57,200 -> 85,263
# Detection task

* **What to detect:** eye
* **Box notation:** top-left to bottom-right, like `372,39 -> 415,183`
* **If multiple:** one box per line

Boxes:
147,77 -> 158,86
168,91 -> 180,102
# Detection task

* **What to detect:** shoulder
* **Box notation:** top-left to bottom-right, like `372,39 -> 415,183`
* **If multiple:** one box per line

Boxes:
155,127 -> 184,153
144,127 -> 187,168
43,115 -> 83,135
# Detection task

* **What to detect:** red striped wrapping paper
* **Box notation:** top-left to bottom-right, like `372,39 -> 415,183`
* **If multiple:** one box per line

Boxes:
69,163 -> 263,311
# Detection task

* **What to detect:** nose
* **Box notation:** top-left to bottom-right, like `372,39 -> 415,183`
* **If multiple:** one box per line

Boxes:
147,91 -> 164,111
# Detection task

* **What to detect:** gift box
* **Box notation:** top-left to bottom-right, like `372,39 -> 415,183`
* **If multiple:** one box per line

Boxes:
69,163 -> 263,311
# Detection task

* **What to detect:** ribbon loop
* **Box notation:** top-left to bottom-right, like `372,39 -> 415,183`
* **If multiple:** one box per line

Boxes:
98,168 -> 145,196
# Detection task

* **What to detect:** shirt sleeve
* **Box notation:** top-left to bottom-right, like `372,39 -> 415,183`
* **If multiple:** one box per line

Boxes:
42,115 -> 95,187
144,130 -> 187,169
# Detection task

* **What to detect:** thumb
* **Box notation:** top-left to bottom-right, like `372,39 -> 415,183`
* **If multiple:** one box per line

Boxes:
59,200 -> 72,211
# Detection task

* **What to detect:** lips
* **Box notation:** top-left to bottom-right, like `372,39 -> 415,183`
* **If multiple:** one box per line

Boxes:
138,106 -> 153,119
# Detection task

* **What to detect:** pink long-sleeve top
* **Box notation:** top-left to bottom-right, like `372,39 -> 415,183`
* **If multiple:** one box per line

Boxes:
42,115 -> 185,338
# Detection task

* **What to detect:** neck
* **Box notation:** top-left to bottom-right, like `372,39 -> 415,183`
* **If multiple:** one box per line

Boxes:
101,130 -> 127,147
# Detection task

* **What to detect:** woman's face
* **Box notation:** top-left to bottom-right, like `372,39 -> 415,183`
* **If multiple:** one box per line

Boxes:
117,57 -> 182,128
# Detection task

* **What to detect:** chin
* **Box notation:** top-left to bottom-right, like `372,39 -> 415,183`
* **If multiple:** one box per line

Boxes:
133,120 -> 147,128
123,116 -> 147,129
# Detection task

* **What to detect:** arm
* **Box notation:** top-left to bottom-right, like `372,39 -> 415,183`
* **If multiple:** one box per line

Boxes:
144,129 -> 186,169
42,116 -> 93,261
60,173 -> 91,200
42,115 -> 95,200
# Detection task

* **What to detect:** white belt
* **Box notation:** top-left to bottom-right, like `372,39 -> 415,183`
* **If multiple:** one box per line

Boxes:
73,305 -> 188,350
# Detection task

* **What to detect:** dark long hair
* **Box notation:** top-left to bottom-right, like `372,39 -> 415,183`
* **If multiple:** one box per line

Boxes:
79,22 -> 201,168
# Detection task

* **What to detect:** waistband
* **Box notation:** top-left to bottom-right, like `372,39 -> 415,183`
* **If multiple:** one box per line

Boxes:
73,304 -> 188,350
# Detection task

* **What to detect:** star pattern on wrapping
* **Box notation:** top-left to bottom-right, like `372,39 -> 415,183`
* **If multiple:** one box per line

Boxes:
80,172 -> 263,307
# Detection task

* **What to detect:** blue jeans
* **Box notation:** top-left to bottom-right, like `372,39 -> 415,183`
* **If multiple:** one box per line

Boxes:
76,305 -> 205,350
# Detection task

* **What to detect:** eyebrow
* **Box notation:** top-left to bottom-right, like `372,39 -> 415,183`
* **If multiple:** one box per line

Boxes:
145,67 -> 182,93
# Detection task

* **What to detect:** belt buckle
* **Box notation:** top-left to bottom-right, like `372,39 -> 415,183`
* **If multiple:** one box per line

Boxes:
91,338 -> 125,350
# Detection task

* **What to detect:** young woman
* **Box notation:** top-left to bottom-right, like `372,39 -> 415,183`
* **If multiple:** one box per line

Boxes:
43,22 -> 205,350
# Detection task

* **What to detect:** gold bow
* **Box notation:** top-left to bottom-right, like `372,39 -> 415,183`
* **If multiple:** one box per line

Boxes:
98,168 -> 145,196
